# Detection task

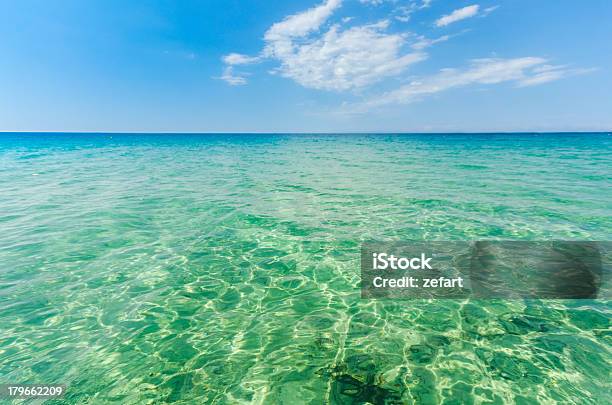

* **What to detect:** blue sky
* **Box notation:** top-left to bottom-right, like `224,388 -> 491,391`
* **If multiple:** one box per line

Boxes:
1,0 -> 611,132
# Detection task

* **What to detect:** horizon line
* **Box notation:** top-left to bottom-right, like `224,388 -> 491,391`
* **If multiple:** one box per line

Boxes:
1,130 -> 611,135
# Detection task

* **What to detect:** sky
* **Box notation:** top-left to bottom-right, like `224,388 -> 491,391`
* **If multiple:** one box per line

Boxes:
1,0 -> 611,133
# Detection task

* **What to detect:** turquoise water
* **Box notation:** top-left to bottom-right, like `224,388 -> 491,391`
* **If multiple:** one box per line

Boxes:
0,133 -> 610,404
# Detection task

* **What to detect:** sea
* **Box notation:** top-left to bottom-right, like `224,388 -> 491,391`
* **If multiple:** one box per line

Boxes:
0,133 -> 610,404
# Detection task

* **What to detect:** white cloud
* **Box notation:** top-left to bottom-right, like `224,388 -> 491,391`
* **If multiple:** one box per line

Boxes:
264,0 -> 342,42
362,0 -> 432,7
436,5 -> 479,27
421,0 -> 433,8
219,66 -> 248,86
218,0 -> 584,103
482,6 -> 499,16
394,0 -> 433,22
256,0 -> 425,91
222,53 -> 260,65
395,5 -> 415,22
266,20 -> 426,91
517,64 -> 595,87
349,57 -> 589,111
219,0 -> 343,85
411,34 -> 451,50
395,15 -> 411,23
219,0 -> 438,89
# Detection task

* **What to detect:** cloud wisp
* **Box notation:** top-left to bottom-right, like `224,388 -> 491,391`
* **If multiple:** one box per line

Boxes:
346,57 -> 591,112
393,0 -> 434,22
219,66 -> 248,86
435,5 -> 480,27
410,34 -> 451,50
219,53 -> 261,85
223,53 -> 261,65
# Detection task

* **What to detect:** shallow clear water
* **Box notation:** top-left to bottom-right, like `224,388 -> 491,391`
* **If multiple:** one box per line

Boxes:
0,133 -> 610,404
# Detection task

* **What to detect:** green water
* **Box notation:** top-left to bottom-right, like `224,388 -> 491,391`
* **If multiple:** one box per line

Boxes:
0,133 -> 610,404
